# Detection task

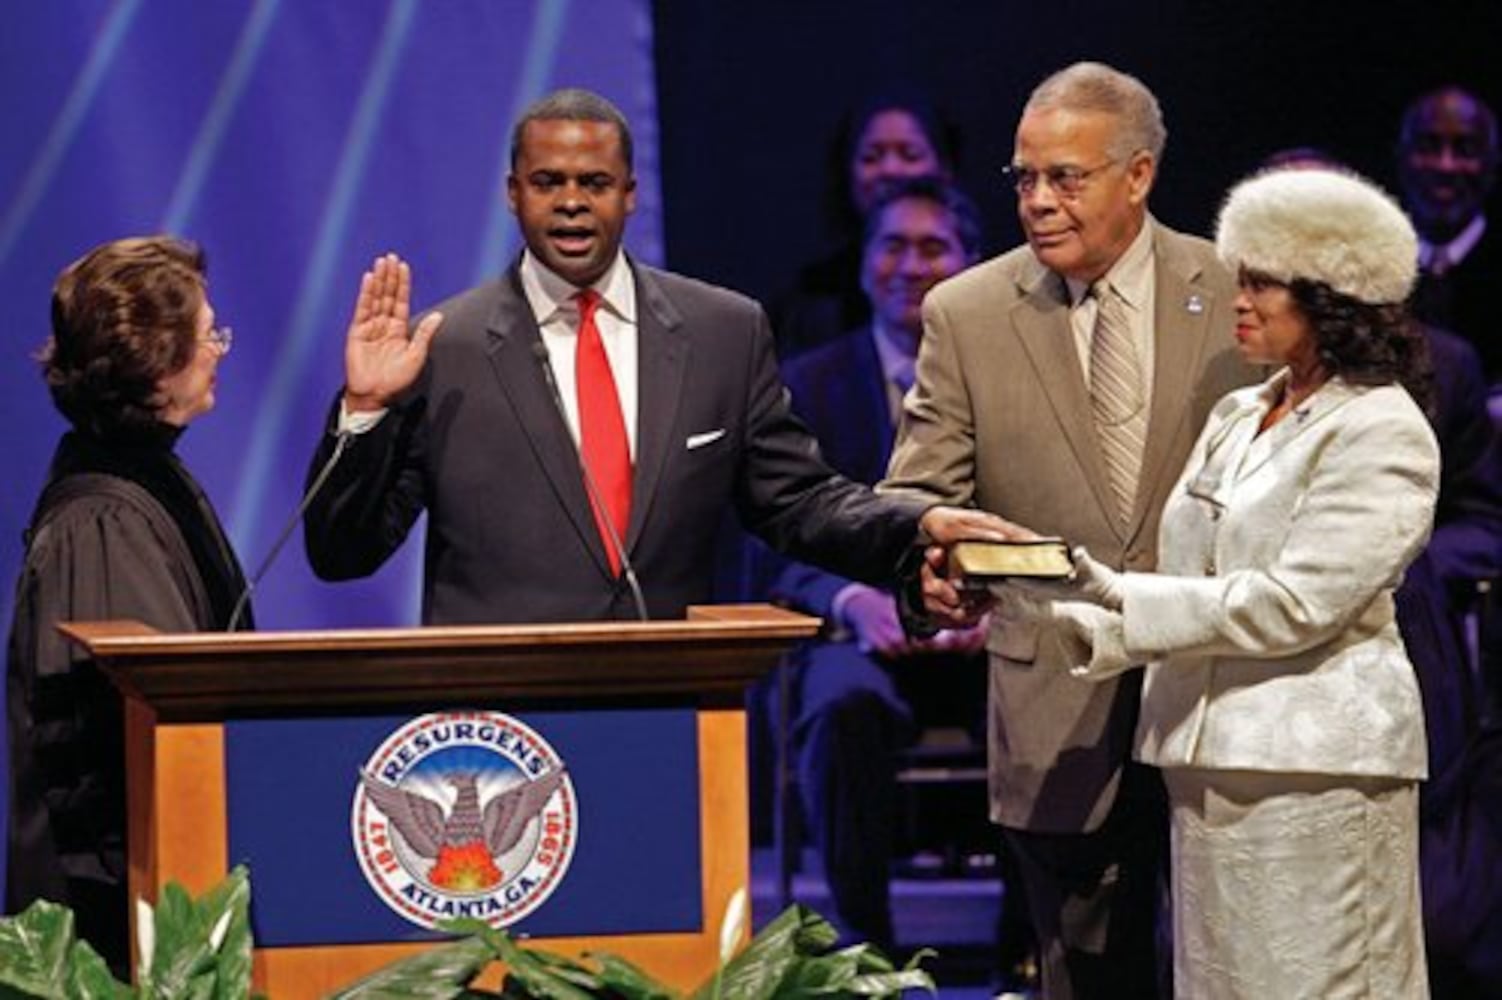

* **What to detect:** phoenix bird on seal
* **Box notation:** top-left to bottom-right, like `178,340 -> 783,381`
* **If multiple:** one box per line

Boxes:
360,766 -> 567,891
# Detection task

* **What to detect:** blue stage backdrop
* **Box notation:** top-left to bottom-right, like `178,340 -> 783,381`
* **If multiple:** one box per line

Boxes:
0,0 -> 661,903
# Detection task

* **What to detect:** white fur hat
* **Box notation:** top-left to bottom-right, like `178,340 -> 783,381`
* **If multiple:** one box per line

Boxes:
1214,168 -> 1417,305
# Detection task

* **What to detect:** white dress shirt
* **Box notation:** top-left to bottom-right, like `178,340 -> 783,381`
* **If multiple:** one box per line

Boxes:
870,319 -> 920,427
341,250 -> 640,459
1418,213 -> 1486,274
519,249 -> 640,458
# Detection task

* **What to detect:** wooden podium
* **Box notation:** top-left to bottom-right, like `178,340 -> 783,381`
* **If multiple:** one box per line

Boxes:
61,604 -> 816,998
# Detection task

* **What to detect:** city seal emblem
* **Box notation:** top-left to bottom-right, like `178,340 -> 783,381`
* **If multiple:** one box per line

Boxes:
352,710 -> 577,929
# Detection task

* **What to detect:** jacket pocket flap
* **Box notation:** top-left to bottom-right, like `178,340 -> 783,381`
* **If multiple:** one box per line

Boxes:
986,618 -> 1039,663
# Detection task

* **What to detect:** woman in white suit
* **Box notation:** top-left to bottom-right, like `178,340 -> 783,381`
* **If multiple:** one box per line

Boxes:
1022,168 -> 1440,997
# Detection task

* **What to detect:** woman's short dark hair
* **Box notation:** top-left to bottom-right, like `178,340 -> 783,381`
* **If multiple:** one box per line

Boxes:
826,88 -> 960,234
1289,278 -> 1434,412
42,235 -> 206,437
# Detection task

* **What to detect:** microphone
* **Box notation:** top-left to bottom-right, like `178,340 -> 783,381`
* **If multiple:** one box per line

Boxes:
226,429 -> 353,632
531,341 -> 649,622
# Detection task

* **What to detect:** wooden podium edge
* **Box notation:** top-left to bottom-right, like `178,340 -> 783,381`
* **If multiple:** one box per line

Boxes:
64,605 -> 820,721
61,604 -> 817,655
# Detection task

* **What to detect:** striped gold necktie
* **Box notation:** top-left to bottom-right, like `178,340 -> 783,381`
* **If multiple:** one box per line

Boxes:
1089,281 -> 1146,524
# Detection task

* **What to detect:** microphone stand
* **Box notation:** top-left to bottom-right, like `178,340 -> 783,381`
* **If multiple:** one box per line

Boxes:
226,430 -> 352,632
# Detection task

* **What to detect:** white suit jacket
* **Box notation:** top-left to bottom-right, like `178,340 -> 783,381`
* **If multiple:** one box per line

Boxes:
1080,372 -> 1440,780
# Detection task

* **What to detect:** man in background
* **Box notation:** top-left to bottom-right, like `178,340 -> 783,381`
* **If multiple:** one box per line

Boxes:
771,176 -> 986,953
1397,85 -> 1501,382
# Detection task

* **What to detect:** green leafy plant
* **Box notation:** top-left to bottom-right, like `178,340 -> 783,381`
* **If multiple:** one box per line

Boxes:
0,865 -> 257,999
334,904 -> 935,999
0,871 -> 934,999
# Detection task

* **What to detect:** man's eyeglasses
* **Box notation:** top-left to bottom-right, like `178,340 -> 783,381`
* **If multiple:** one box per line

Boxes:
201,326 -> 233,354
1002,160 -> 1116,199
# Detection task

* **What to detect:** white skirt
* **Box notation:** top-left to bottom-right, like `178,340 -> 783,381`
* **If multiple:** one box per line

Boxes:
1163,768 -> 1428,999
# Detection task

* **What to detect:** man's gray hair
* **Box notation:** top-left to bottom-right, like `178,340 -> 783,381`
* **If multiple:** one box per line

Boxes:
1024,62 -> 1167,162
510,88 -> 634,171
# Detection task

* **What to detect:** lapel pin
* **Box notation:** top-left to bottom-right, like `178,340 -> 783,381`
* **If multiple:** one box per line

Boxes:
1185,294 -> 1205,314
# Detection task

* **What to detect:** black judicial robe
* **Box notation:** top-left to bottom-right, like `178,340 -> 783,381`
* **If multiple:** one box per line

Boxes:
5,426 -> 248,969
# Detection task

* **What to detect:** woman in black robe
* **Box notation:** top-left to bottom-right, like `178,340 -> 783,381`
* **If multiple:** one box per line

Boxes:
6,236 -> 249,971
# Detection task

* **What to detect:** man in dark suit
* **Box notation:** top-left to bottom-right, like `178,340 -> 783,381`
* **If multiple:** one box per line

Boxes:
303,88 -> 1008,626
883,63 -> 1257,998
1403,321 -> 1502,738
1398,86 -> 1501,383
770,177 -> 985,952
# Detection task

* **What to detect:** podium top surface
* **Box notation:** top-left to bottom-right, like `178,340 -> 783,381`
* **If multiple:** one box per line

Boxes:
58,604 -> 819,721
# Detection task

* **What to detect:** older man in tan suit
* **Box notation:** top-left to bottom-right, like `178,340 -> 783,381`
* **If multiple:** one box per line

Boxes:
882,63 -> 1255,999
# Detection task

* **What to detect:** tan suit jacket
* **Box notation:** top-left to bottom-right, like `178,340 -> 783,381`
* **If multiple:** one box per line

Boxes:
882,219 -> 1256,833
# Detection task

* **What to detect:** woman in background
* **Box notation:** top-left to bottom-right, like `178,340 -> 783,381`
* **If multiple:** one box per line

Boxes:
771,90 -> 958,358
7,236 -> 248,971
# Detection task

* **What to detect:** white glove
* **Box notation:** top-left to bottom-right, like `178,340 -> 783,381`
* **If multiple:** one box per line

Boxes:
1054,602 -> 1135,681
1070,547 -> 1124,610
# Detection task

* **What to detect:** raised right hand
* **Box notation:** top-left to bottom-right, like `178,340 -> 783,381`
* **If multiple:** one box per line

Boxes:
343,253 -> 443,412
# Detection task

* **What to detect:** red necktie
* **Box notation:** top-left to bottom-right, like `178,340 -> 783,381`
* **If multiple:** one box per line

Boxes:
574,289 -> 632,575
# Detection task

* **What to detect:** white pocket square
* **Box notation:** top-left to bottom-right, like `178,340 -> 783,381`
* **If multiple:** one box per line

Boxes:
685,428 -> 726,450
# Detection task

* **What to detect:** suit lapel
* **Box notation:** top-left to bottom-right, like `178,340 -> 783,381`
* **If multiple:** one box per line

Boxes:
1132,223 -> 1222,539
1009,260 -> 1120,533
484,268 -> 615,578
1235,378 -> 1361,481
627,263 -> 690,550
851,330 -> 898,474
